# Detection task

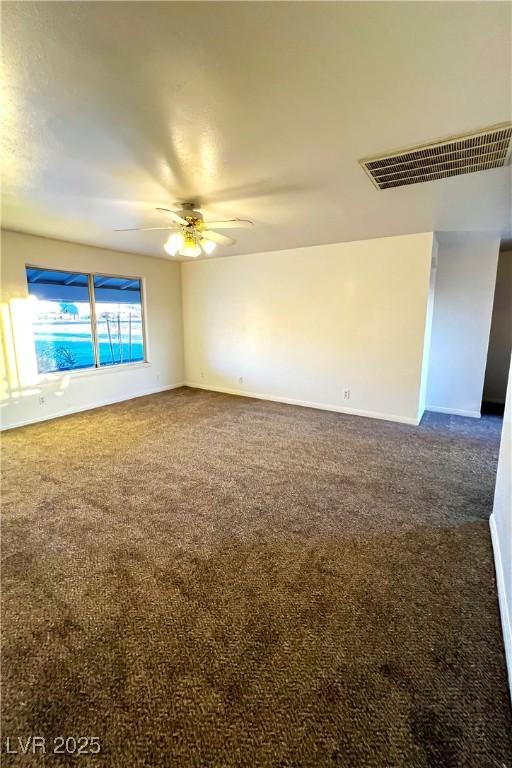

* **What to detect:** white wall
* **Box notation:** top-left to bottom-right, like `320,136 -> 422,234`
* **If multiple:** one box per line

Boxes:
426,234 -> 499,418
490,353 -> 512,696
0,230 -> 184,430
182,232 -> 435,425
484,249 -> 512,405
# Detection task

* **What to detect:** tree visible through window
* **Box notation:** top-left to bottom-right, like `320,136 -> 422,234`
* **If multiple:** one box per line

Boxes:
26,268 -> 146,373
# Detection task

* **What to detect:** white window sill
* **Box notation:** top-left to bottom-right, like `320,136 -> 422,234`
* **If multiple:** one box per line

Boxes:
41,361 -> 151,382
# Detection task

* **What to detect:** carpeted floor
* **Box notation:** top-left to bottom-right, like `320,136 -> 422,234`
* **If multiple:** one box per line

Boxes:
1,387 -> 511,767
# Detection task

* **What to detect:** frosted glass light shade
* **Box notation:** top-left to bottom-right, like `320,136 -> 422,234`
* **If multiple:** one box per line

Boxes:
201,239 -> 216,255
164,232 -> 185,256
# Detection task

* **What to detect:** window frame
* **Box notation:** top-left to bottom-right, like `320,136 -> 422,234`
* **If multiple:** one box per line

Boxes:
25,264 -> 149,376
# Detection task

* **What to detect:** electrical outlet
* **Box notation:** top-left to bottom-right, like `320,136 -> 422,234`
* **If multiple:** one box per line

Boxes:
239,376 -> 244,384
343,389 -> 350,400
38,395 -> 46,406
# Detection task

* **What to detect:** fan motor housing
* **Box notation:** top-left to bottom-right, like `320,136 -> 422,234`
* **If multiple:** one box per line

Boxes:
178,206 -> 203,229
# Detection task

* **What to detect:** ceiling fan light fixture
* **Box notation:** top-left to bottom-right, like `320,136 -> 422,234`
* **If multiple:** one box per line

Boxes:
201,239 -> 216,255
180,233 -> 202,258
164,232 -> 184,256
119,204 -> 253,256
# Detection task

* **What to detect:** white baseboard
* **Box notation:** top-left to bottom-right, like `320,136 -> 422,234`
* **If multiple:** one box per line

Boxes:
426,405 -> 481,418
0,382 -> 186,431
490,513 -> 512,701
185,382 -> 420,425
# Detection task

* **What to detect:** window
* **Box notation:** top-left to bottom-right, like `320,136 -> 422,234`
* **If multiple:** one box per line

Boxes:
26,267 -> 146,374
93,275 -> 145,367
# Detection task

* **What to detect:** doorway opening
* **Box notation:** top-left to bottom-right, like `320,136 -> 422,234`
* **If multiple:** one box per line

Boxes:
482,246 -> 512,416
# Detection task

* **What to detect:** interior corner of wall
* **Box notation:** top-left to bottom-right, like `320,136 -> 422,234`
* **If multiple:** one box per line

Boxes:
431,234 -> 439,268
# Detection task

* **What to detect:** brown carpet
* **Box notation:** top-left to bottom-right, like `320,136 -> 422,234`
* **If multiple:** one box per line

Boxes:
1,387 -> 511,767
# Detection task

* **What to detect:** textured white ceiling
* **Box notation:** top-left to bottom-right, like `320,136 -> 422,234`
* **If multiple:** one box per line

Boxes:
2,1 -> 511,260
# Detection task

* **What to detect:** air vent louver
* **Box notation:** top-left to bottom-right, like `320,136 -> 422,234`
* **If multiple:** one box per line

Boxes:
360,123 -> 512,190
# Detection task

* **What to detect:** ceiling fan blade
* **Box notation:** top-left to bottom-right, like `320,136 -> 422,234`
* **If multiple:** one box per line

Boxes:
114,226 -> 180,232
204,219 -> 253,229
202,230 -> 236,246
156,207 -> 190,226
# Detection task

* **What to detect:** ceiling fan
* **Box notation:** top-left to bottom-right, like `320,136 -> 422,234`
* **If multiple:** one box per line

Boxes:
115,203 -> 253,257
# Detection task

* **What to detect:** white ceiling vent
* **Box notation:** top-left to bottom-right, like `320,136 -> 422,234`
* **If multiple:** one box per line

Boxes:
360,123 -> 512,190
